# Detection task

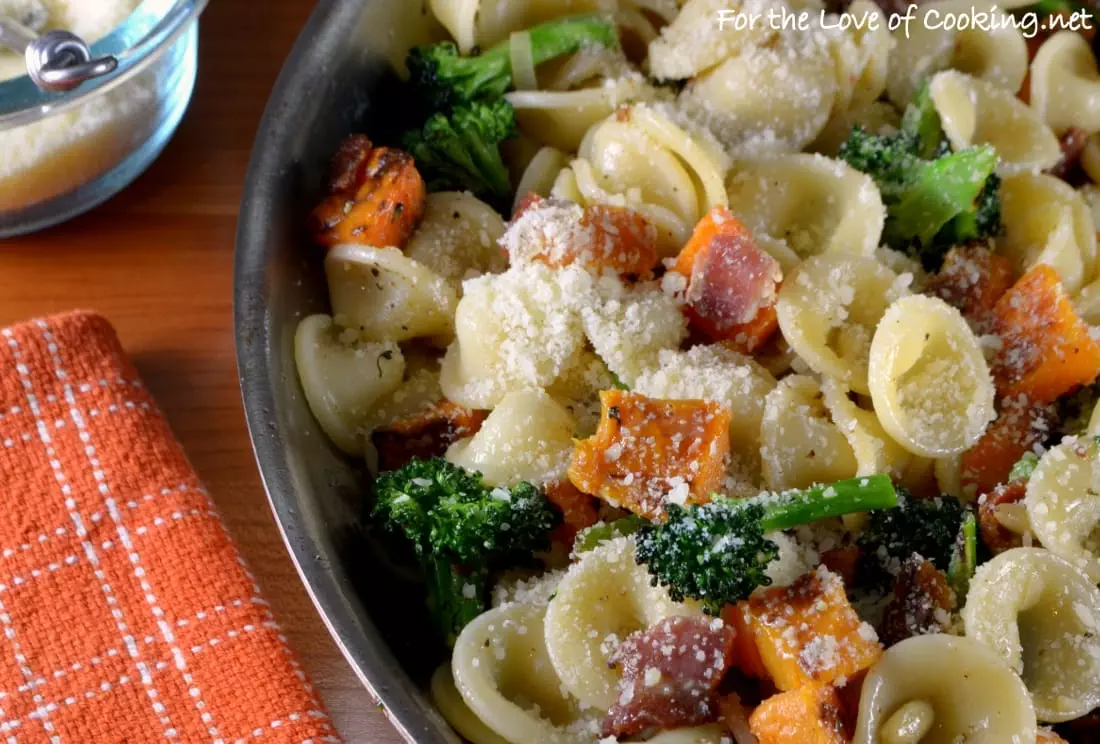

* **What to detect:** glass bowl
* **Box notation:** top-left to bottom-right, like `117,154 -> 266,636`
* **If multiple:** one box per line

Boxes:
0,0 -> 209,237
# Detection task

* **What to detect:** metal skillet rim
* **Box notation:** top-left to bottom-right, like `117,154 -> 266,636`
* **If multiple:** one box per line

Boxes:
233,1 -> 454,741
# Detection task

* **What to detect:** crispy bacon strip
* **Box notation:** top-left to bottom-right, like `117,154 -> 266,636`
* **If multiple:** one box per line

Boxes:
601,616 -> 736,739
879,556 -> 956,646
978,480 -> 1029,555
674,207 -> 782,353
926,244 -> 1015,334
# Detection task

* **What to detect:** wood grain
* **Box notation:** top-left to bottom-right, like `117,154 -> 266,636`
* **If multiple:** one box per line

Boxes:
0,1 -> 404,741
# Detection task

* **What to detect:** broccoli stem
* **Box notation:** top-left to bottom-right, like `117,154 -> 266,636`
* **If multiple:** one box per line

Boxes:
947,512 -> 978,601
425,555 -> 487,646
900,81 -> 946,160
758,475 -> 899,532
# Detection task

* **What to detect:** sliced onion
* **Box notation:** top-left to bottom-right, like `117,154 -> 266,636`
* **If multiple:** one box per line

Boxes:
509,31 -> 538,91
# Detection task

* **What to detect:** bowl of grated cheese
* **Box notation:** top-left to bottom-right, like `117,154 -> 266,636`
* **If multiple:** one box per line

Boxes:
0,0 -> 208,237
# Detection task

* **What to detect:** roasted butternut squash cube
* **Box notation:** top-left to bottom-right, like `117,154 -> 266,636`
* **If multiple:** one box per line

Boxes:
723,567 -> 882,691
749,683 -> 850,744
991,264 -> 1100,404
568,390 -> 731,519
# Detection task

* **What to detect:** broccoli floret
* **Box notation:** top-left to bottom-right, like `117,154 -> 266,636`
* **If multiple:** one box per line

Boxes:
839,82 -> 1002,270
857,489 -> 967,584
407,15 -> 619,110
636,475 -> 898,614
574,515 -> 647,554
372,457 -> 558,644
402,99 -> 517,202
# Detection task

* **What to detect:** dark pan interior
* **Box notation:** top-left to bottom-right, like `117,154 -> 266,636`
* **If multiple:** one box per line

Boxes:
234,1 -> 457,741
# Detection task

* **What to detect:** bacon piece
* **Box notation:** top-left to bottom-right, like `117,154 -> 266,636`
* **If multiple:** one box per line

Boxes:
926,244 -> 1015,334
371,401 -> 486,472
820,546 -> 860,588
601,615 -> 736,739
879,556 -> 956,646
1047,127 -> 1090,183
979,480 -> 1029,555
675,207 -> 782,353
568,390 -> 732,519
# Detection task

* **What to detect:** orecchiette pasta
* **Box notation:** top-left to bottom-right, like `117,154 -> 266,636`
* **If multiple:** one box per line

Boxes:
1030,31 -> 1100,135
546,350 -> 615,437
431,664 -> 511,744
293,314 -> 405,455
963,547 -> 1100,722
840,0 -> 894,110
853,633 -> 1037,744
760,375 -> 858,491
867,295 -> 995,458
579,278 -> 687,386
325,244 -> 459,343
505,77 -> 657,153
429,0 -> 614,53
641,725 -> 730,744
446,389 -> 576,486
559,103 -> 730,255
513,146 -> 569,213
725,154 -> 885,269
646,0 -> 777,80
543,537 -> 698,711
405,191 -> 508,284
440,264 -> 588,409
929,70 -> 1062,177
821,377 -> 915,484
998,172 -> 1097,295
452,602 -> 585,744
679,33 -> 838,157
1024,438 -> 1100,582
776,253 -> 909,394
885,0 -> 1026,107
631,343 -> 777,452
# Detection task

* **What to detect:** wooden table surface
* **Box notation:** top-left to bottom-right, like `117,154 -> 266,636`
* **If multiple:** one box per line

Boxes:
0,1 -> 404,741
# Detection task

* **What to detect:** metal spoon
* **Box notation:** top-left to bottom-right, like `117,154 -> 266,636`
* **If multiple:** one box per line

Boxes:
0,7 -> 118,93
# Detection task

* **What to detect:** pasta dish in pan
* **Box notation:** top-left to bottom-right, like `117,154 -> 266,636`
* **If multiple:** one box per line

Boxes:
291,0 -> 1100,741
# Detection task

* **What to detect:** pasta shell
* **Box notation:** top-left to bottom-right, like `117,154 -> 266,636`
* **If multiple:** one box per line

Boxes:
725,154 -> 885,268
853,633 -> 1037,743
963,547 -> 1100,722
930,70 -> 1061,176
446,389 -> 576,486
1024,437 -> 1100,582
867,295 -> 995,457
1030,31 -> 1100,135
325,244 -> 458,343
405,191 -> 508,285
292,314 -> 404,455
543,537 -> 700,710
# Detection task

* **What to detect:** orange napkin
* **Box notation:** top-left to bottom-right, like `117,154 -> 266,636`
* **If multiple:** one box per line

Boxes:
0,311 -> 341,743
